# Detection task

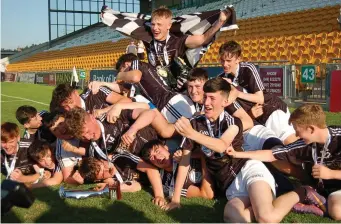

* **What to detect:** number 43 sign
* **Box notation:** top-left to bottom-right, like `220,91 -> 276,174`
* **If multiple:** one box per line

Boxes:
301,65 -> 316,83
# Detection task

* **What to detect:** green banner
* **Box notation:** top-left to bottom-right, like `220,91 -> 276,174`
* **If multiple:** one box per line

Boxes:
56,72 -> 72,85
90,69 -> 117,82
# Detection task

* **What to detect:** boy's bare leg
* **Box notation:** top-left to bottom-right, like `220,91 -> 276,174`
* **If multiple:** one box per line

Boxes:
249,181 -> 299,223
223,196 -> 253,222
151,109 -> 176,138
328,191 -> 341,220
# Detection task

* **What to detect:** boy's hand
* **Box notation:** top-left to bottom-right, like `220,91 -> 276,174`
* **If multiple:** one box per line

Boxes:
174,117 -> 195,138
152,196 -> 167,207
251,104 -> 263,118
173,150 -> 183,163
107,105 -> 122,123
43,170 -> 52,180
121,129 -> 137,146
88,81 -> 102,94
161,201 -> 181,211
10,169 -> 23,181
93,109 -> 106,118
93,183 -> 108,191
312,164 -> 334,180
219,9 -> 231,23
225,146 -> 236,157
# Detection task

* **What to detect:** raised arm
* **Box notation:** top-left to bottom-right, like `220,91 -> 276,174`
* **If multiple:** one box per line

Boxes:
161,149 -> 191,211
230,105 -> 253,131
185,10 -> 230,48
237,90 -> 264,104
30,172 -> 63,188
175,117 -> 239,154
137,160 -> 166,206
116,70 -> 142,83
88,81 -> 125,94
226,147 -> 277,162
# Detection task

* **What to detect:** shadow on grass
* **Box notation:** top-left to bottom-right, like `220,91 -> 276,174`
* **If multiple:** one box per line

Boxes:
167,197 -> 227,223
2,186 -> 153,223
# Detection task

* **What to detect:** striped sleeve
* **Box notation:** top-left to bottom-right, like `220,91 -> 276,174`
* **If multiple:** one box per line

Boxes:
19,139 -> 32,148
242,63 -> 265,92
55,139 -> 65,169
54,162 -> 62,174
98,86 -> 113,96
272,139 -> 307,161
39,110 -> 48,116
80,89 -> 91,100
225,101 -> 241,115
112,151 -> 140,164
131,60 -> 139,70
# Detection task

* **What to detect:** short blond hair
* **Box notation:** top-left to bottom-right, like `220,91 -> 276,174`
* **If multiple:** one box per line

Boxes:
289,104 -> 327,129
151,6 -> 172,19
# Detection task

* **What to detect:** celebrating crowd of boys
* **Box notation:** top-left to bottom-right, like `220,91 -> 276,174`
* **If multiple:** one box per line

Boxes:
1,6 -> 340,222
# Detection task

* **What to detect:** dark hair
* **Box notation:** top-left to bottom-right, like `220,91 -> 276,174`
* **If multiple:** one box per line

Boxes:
79,157 -> 102,182
43,110 -> 65,129
1,122 -> 20,142
16,105 -> 38,125
141,139 -> 165,164
50,84 -> 76,112
188,68 -> 208,82
64,107 -> 87,139
219,40 -> 242,58
28,139 -> 52,162
115,53 -> 138,70
203,77 -> 231,98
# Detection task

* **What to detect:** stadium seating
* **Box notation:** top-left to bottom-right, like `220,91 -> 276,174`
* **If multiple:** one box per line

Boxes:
6,3 -> 341,73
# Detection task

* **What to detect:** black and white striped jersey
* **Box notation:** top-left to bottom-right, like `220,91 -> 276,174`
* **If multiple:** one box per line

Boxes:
80,86 -> 113,113
44,157 -> 62,176
180,112 -> 247,192
90,110 -> 158,157
161,158 -> 202,198
143,33 -> 188,78
1,139 -> 36,176
130,60 -> 176,111
111,151 -> 142,182
272,126 -> 341,193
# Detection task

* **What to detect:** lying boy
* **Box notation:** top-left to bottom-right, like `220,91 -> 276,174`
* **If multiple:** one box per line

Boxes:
28,139 -> 63,188
141,139 -> 214,200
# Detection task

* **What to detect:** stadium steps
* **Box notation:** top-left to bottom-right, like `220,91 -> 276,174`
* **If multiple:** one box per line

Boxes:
199,5 -> 340,65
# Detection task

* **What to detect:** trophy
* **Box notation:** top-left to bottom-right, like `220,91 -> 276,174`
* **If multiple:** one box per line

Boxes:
59,183 -> 122,200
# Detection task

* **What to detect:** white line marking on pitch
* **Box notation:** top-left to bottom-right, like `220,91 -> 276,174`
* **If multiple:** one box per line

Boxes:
1,100 -> 28,103
1,94 -> 49,106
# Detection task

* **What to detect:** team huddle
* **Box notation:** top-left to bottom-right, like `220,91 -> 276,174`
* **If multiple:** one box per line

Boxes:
1,6 -> 341,222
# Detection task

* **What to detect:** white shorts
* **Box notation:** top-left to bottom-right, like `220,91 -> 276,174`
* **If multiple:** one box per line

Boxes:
329,190 -> 341,197
133,94 -> 152,104
243,125 -> 278,151
265,108 -> 296,142
226,160 -> 276,201
55,139 -> 82,168
161,94 -> 195,124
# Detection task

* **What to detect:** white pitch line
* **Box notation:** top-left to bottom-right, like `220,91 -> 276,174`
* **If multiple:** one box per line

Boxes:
1,94 -> 49,106
1,100 -> 28,103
